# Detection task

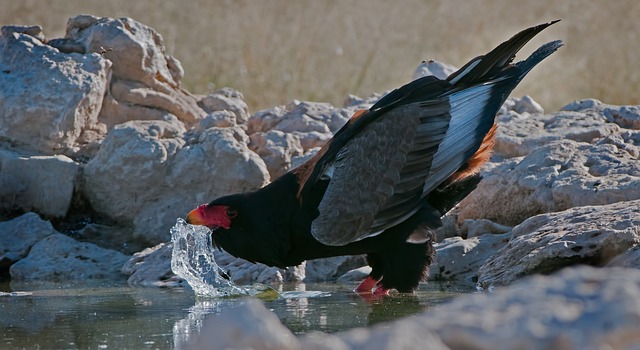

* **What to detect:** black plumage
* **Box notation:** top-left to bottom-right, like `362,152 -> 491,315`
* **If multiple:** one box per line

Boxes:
186,21 -> 562,294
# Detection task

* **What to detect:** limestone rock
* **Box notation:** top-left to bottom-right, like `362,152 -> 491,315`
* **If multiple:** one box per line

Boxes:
249,130 -> 304,178
431,232 -> 511,284
337,266 -> 372,284
494,109 -> 620,158
607,246 -> 640,268
305,255 -> 368,282
84,119 -> 270,243
0,213 -> 55,273
248,100 -> 351,151
198,88 -> 250,125
0,27 -> 110,155
477,200 -> 640,287
412,59 -> 457,80
64,15 -> 206,127
214,250 -> 304,285
302,266 -> 640,350
10,233 -> 130,281
601,105 -> 640,129
186,299 -> 300,350
122,241 -> 304,288
458,140 -> 640,226
122,243 -> 184,287
0,149 -> 78,218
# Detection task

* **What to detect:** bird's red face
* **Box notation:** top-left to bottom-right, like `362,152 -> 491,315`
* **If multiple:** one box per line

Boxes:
186,204 -> 238,230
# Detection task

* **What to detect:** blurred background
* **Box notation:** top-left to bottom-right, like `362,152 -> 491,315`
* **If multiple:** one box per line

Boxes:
2,0 -> 638,112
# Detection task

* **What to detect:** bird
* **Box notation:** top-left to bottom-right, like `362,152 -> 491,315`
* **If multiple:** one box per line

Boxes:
186,21 -> 562,295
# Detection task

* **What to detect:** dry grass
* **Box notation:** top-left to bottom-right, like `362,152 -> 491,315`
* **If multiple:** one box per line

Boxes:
2,0 -> 639,112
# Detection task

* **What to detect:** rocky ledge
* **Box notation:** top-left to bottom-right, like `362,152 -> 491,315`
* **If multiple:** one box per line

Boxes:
1,15 -> 639,350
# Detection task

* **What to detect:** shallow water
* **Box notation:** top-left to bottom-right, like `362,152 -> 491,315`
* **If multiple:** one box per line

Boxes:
0,280 -> 473,349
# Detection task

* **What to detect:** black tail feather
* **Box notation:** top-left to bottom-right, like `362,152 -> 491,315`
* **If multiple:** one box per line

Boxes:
447,20 -> 561,86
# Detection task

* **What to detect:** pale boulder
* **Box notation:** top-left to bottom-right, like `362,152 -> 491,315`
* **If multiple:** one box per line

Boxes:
186,299 -> 301,350
0,149 -> 78,218
0,26 -> 110,155
198,88 -> 250,125
249,130 -> 304,178
458,140 -> 640,226
64,15 -> 206,127
84,119 -> 270,243
10,233 -> 130,281
248,100 -> 351,151
477,200 -> 640,287
431,232 -> 511,283
494,109 -> 620,158
0,213 -> 55,272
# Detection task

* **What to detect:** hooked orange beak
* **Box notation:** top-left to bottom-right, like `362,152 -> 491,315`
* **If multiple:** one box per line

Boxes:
185,205 -> 208,226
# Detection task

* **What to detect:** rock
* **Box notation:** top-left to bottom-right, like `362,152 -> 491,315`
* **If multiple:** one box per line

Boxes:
84,119 -> 270,243
560,98 -> 603,112
0,28 -> 110,155
186,299 -> 300,350
458,140 -> 640,226
494,109 -> 620,158
0,149 -> 78,218
10,233 -> 130,281
431,232 -> 511,284
301,266 -> 640,349
335,320 -> 451,350
249,130 -> 304,178
248,100 -> 351,152
305,255 -> 368,282
477,200 -> 640,287
0,213 -> 55,273
122,242 -> 304,287
412,59 -> 457,80
337,266 -> 371,284
193,110 -> 237,130
198,88 -> 250,125
122,243 -> 184,287
460,218 -> 512,239
1,25 -> 44,41
600,104 -> 640,130
214,250 -> 305,285
607,246 -> 640,268
64,15 -> 206,127
499,95 -> 545,115
83,118 -> 186,222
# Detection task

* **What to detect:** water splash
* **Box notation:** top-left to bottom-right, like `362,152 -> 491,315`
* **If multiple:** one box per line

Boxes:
170,218 -> 278,298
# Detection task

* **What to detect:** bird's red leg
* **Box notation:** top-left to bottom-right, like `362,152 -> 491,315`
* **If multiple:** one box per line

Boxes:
354,276 -> 379,293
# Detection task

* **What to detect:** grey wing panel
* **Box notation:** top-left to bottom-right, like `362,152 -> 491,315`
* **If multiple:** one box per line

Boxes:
368,101 -> 451,233
310,105 -> 422,246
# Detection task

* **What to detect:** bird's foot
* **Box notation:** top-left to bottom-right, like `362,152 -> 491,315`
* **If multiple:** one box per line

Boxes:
372,286 -> 391,296
354,276 -> 379,293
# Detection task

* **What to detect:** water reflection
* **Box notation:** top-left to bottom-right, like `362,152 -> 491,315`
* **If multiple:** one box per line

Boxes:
1,281 -> 473,349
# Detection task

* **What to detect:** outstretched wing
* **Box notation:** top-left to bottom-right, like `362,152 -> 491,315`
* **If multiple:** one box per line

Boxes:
295,21 -> 562,246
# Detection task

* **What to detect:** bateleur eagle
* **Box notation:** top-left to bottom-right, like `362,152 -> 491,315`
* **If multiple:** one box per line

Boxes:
186,21 -> 562,295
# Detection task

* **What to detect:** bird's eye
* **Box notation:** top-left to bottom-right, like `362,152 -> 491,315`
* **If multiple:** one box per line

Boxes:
226,207 -> 238,218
